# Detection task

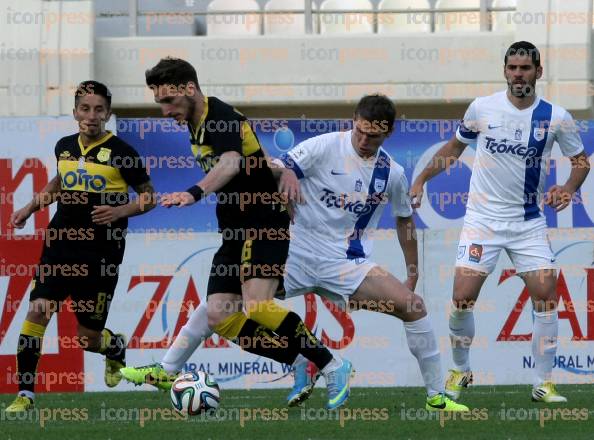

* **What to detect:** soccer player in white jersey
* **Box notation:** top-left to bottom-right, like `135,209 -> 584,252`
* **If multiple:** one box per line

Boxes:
276,94 -> 468,411
121,94 -> 468,412
410,41 -> 590,403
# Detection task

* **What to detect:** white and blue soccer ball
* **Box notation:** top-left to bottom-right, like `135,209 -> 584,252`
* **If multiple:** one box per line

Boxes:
170,371 -> 220,415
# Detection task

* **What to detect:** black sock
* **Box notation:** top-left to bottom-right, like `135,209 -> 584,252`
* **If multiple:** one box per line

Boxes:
274,312 -> 333,370
98,328 -> 125,360
17,334 -> 42,394
235,319 -> 298,365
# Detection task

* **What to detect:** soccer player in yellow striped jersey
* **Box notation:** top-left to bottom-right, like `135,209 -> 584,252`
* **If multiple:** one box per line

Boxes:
5,81 -> 156,413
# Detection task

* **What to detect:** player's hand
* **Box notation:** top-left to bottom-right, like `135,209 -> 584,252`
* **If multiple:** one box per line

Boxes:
279,169 -> 304,204
544,184 -> 573,212
92,205 -> 122,225
10,207 -> 33,229
160,192 -> 196,208
409,178 -> 425,209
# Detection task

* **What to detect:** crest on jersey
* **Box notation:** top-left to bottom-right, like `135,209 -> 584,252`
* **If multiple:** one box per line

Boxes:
373,178 -> 386,193
533,127 -> 546,141
355,179 -> 362,192
97,147 -> 111,163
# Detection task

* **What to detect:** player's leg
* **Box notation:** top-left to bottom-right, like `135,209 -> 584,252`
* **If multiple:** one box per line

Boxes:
161,301 -> 213,374
204,237 -> 305,367
242,277 -> 352,410
445,267 -> 488,399
508,220 -> 565,402
241,236 -> 352,410
6,297 -> 57,412
207,291 -> 299,365
75,321 -> 126,383
73,262 -> 126,388
280,246 -> 323,406
240,238 -> 333,372
120,301 -> 215,390
446,217 -> 501,399
521,269 -> 565,402
349,266 -> 468,411
121,240 -> 296,391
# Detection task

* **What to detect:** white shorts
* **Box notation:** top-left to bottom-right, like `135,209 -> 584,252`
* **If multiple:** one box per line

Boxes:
283,242 -> 377,306
455,215 -> 556,274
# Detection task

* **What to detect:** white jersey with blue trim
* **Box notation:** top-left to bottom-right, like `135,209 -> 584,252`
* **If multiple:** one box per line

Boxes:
456,90 -> 584,222
280,130 -> 413,260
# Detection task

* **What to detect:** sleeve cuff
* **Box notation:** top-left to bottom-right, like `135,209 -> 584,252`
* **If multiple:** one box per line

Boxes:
279,153 -> 305,179
456,128 -> 477,144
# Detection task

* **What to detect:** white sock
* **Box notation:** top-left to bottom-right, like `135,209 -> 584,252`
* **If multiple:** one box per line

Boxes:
532,309 -> 558,386
404,315 -> 444,397
449,307 -> 474,372
320,357 -> 342,376
18,390 -> 34,401
161,301 -> 213,374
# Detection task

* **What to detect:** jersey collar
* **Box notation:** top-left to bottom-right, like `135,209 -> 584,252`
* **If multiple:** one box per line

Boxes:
190,95 -> 209,144
78,131 -> 114,156
504,91 -> 541,113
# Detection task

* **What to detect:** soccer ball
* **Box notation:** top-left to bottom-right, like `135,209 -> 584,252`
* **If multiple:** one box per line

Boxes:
170,371 -> 220,415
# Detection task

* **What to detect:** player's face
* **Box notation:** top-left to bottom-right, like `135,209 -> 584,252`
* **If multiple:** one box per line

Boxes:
152,83 -> 197,124
351,117 -> 391,158
73,94 -> 111,138
504,54 -> 542,98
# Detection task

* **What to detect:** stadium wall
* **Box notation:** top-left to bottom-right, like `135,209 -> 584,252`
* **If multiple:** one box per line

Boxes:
1,0 -> 593,116
0,117 -> 592,393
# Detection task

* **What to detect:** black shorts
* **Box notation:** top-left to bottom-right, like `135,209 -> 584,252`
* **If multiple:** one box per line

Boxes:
207,229 -> 289,296
29,258 -> 119,331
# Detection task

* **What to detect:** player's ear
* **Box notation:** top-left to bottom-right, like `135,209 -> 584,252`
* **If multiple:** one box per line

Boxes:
536,65 -> 543,80
186,81 -> 198,97
101,111 -> 112,132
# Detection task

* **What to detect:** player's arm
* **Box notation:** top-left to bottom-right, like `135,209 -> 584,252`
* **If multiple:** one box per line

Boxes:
10,175 -> 61,229
269,136 -> 325,206
161,151 -> 241,208
396,215 -> 418,291
410,136 -> 468,208
411,100 -> 479,208
545,151 -> 590,211
267,157 -> 303,204
390,170 -> 418,290
91,180 -> 157,225
545,111 -> 591,212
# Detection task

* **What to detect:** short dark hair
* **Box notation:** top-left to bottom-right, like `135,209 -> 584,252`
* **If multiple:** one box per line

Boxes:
354,94 -> 396,132
145,57 -> 200,89
74,80 -> 111,108
504,41 -> 541,68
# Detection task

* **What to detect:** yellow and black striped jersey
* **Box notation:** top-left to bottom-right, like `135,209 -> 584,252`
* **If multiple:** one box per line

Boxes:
188,96 -> 288,230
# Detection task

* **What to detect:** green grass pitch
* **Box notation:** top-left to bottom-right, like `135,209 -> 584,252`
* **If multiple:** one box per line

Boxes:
2,384 -> 593,440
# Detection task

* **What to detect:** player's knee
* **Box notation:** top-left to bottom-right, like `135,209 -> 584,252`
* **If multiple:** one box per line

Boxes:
26,299 -> 54,325
411,294 -> 427,314
452,297 -> 475,310
207,309 -> 226,330
404,294 -> 427,320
